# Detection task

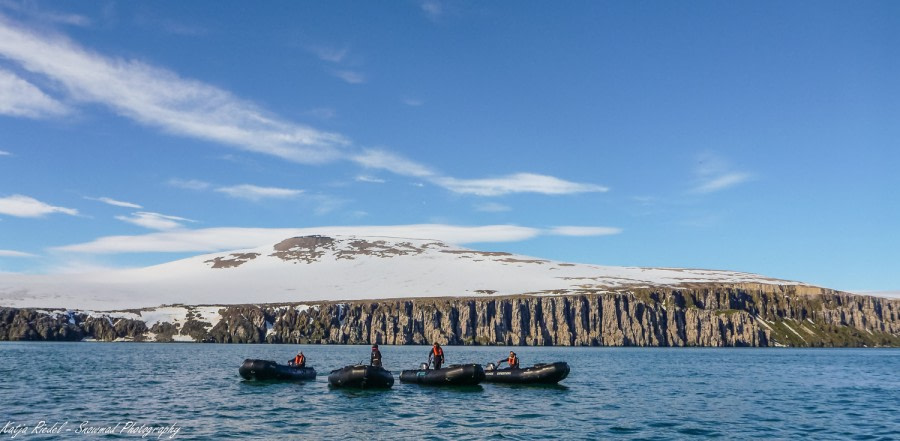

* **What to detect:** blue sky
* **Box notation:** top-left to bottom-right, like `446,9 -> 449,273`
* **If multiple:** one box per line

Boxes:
0,1 -> 897,293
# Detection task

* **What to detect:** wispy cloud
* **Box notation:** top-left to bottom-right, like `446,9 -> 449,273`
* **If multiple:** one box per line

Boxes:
353,150 -> 606,196
421,0 -> 443,20
0,150 -> 10,156
0,14 -> 610,201
215,184 -> 304,201
115,211 -> 195,231
0,15 -> 349,164
0,194 -> 78,218
332,70 -> 366,84
549,226 -> 622,237
167,178 -> 212,191
304,107 -> 337,120
403,97 -> 424,107
0,1 -> 91,27
0,249 -> 36,257
435,173 -> 608,196
352,149 -> 436,178
474,202 -> 511,213
53,224 -> 620,254
85,196 -> 142,209
691,152 -> 752,194
309,195 -> 348,216
0,68 -> 68,118
356,175 -> 386,184
309,45 -> 349,63
693,172 -> 752,194
169,179 -> 306,202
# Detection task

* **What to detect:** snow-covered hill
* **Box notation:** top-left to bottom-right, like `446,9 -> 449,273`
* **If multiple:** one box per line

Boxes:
0,235 -> 800,310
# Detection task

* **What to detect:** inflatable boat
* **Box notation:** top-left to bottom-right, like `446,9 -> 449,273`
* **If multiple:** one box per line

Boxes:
483,361 -> 570,384
328,365 -> 394,388
399,363 -> 485,386
239,359 -> 317,381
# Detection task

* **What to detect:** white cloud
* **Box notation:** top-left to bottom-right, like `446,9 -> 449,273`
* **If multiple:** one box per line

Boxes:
169,179 -> 306,202
0,16 -> 349,164
0,194 -> 78,217
86,196 -> 142,209
0,150 -> 9,156
421,0 -> 443,20
549,226 -> 623,237
0,249 -> 36,257
115,212 -> 195,231
215,184 -> 304,201
356,175 -> 386,184
693,172 -> 752,194
168,178 -> 212,191
691,152 -> 752,194
53,224 -> 544,254
353,150 -> 607,197
474,202 -> 511,213
0,15 -> 612,202
352,149 -> 436,178
403,98 -> 424,107
332,70 -> 366,84
435,173 -> 609,196
0,68 -> 68,118
53,224 -> 622,254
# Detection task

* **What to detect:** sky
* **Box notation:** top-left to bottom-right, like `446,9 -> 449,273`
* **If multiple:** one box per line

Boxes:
0,1 -> 897,293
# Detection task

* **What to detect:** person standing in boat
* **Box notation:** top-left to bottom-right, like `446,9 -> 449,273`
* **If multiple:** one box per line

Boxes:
428,342 -> 444,369
497,351 -> 519,369
370,344 -> 383,367
289,351 -> 306,368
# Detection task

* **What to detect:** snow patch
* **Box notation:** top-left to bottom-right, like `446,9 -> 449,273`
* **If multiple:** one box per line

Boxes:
0,235 -> 808,310
135,307 -> 189,328
192,306 -> 223,329
782,322 -> 807,343
754,316 -> 773,331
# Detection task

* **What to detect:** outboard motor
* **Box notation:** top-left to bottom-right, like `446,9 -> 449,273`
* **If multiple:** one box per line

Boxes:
419,363 -> 429,370
485,363 -> 496,371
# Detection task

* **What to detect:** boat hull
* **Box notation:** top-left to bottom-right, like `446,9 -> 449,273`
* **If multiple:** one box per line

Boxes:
483,362 -> 570,384
239,359 -> 317,381
328,365 -> 394,388
399,364 -> 485,386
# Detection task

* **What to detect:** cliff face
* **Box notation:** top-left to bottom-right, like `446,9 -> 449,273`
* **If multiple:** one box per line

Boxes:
2,285 -> 898,347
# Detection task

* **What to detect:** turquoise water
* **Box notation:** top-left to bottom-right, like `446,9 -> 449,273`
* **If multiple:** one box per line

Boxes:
1,343 -> 898,440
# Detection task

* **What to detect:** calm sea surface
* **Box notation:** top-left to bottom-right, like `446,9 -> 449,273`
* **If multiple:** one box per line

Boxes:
1,343 -> 898,440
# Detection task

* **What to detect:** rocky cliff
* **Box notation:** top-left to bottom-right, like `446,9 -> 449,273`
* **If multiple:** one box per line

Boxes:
2,285 -> 898,347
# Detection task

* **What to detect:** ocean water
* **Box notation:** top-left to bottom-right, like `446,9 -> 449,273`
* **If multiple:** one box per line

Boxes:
0,343 -> 898,440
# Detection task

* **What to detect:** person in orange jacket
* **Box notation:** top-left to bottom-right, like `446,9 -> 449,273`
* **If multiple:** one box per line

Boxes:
428,342 -> 444,369
289,351 -> 306,368
497,351 -> 519,369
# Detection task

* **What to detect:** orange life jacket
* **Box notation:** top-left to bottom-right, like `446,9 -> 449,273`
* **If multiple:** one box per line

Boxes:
294,354 -> 305,365
508,355 -> 519,368
432,346 -> 443,358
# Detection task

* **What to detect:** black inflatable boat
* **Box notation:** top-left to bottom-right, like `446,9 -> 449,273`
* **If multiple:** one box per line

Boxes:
399,364 -> 485,386
239,359 -> 317,381
483,361 -> 570,384
328,365 -> 394,388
